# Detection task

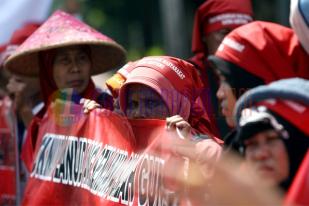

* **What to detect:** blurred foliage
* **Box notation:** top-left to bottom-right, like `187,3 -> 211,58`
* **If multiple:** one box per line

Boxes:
51,0 -> 290,61
81,0 -> 164,61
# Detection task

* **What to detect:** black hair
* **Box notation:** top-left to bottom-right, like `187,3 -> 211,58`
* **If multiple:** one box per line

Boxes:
208,55 -> 264,98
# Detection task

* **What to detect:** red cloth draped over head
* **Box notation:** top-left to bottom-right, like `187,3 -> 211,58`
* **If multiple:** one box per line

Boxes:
191,0 -> 253,55
215,21 -> 309,83
118,56 -> 215,136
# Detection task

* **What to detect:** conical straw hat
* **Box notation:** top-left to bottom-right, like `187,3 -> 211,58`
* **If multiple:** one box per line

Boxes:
4,10 -> 126,76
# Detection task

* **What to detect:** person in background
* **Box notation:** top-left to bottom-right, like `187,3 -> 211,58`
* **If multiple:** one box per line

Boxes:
208,21 -> 309,148
4,23 -> 42,142
4,10 -> 126,172
0,45 -> 11,97
233,78 -> 309,193
189,0 -> 253,137
0,23 -> 42,201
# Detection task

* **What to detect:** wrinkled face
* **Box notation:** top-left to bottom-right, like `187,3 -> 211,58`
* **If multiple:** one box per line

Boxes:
53,46 -> 91,94
204,28 -> 232,55
216,73 -> 237,127
125,84 -> 170,119
244,129 -> 289,185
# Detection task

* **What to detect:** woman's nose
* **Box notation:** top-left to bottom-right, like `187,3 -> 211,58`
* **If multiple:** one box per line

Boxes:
70,59 -> 81,73
254,144 -> 271,160
133,103 -> 147,119
216,83 -> 225,99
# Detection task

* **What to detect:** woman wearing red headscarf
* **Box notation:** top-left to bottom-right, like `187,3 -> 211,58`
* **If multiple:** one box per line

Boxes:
189,0 -> 253,137
117,56 -> 215,135
103,56 -> 223,188
118,56 -> 223,204
104,56 -> 220,139
4,10 -> 126,172
191,0 -> 253,58
85,56 -> 223,204
208,21 -> 309,148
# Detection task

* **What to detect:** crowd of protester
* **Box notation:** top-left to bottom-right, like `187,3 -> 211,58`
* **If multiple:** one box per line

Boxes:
0,0 -> 308,205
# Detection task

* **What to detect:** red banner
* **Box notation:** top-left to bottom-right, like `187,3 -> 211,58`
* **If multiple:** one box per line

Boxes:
22,102 -> 182,205
0,97 -> 16,206
284,150 -> 309,206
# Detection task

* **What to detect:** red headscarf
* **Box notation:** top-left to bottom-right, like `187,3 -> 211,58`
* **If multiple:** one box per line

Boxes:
189,1 -> 253,134
118,56 -> 215,136
192,0 -> 253,55
215,21 -> 309,83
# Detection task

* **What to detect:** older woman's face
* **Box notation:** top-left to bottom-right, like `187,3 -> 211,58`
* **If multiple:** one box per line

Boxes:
244,129 -> 289,185
53,46 -> 91,94
125,84 -> 169,119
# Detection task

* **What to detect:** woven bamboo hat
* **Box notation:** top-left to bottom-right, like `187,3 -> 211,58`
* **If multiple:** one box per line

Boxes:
4,10 -> 126,77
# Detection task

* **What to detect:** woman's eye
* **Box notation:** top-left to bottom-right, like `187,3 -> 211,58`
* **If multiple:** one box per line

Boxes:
266,136 -> 280,146
147,100 -> 160,108
217,74 -> 226,82
56,57 -> 70,65
77,54 -> 89,62
245,141 -> 258,151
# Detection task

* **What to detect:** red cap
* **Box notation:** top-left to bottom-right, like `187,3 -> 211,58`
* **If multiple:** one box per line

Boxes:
9,22 -> 41,46
0,23 -> 41,66
215,21 -> 309,83
192,0 -> 253,54
0,44 -> 6,53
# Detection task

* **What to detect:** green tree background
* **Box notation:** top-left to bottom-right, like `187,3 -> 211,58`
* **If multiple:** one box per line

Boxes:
52,0 -> 290,61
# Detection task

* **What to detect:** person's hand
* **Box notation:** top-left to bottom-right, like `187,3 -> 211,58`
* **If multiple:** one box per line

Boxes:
166,115 -> 192,139
80,98 -> 101,113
